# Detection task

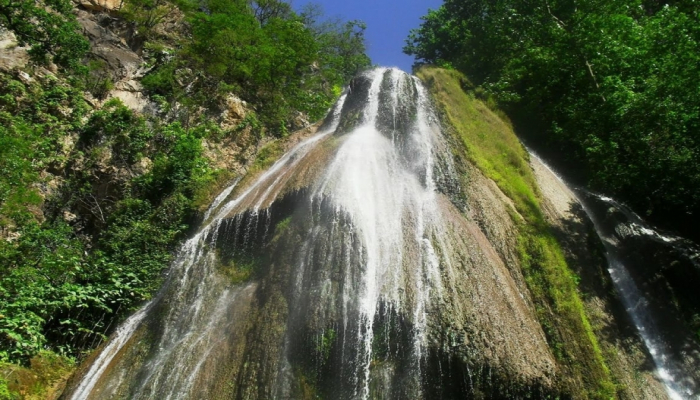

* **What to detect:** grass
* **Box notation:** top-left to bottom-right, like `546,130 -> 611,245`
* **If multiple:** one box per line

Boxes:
417,66 -> 616,399
231,139 -> 286,197
251,140 -> 284,174
273,216 -> 292,239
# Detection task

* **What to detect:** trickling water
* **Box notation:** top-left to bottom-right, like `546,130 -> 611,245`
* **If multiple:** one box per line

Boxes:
68,98 -> 348,400
67,69 -> 556,400
530,151 -> 700,400
70,306 -> 151,400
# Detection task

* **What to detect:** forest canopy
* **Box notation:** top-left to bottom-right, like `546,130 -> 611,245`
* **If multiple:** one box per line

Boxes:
405,0 -> 700,239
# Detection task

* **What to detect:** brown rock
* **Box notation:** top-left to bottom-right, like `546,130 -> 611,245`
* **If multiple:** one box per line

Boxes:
220,94 -> 248,130
0,30 -> 29,71
75,0 -> 122,12
17,71 -> 32,85
63,211 -> 78,223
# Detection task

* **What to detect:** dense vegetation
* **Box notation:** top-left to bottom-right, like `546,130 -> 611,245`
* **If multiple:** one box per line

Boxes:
140,0 -> 370,132
405,0 -> 700,241
0,0 -> 369,394
0,0 -> 89,69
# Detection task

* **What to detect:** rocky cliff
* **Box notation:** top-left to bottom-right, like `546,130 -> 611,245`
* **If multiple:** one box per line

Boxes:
56,67 -> 699,400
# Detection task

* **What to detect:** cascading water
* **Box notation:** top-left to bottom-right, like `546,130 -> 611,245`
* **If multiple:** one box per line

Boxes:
65,69 -> 558,399
530,152 -> 700,400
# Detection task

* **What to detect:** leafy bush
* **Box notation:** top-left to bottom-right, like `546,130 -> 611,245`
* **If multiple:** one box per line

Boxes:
0,93 -> 216,363
0,0 -> 371,374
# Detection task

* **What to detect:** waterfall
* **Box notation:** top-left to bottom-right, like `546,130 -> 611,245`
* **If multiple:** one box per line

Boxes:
530,151 -> 700,400
66,69 -> 557,399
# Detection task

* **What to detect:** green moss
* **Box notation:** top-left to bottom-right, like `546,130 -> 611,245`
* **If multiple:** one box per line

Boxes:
275,216 -> 292,234
317,328 -> 336,362
0,351 -> 74,400
192,169 -> 237,212
417,66 -> 616,399
272,216 -> 293,242
0,378 -> 11,400
291,367 -> 321,400
252,141 -> 284,173
218,253 -> 257,284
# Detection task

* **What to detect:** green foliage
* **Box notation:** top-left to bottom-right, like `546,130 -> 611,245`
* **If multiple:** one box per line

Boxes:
0,0 -> 88,69
317,328 -> 336,361
0,0 -> 371,376
300,4 -> 372,83
0,74 -> 87,227
275,216 -> 292,234
120,0 -> 177,44
0,378 -> 10,400
0,88 -> 217,364
406,0 -> 700,239
0,351 -> 74,398
218,251 -> 258,284
251,140 -> 283,172
81,98 -> 153,164
140,0 -> 370,135
82,59 -> 115,99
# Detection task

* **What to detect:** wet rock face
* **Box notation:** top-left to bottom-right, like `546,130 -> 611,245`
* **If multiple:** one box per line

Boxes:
334,69 -> 420,142
584,193 -> 700,321
64,69 -> 558,400
376,69 -> 418,139
334,73 -> 374,133
580,192 -> 700,396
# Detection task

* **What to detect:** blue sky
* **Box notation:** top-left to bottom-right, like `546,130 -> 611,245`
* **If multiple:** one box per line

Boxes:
296,0 -> 443,72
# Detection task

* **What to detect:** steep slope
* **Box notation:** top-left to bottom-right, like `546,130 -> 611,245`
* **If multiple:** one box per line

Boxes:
0,0 -> 372,396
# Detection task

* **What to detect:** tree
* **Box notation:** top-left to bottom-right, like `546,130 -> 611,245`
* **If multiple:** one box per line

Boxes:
300,4 -> 371,83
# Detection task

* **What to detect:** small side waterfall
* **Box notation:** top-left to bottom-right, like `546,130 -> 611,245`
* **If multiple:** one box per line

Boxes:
68,113 -> 343,400
530,152 -> 700,400
65,69 -> 559,399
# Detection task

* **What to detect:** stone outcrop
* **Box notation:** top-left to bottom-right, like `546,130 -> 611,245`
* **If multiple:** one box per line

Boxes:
76,9 -> 155,114
220,94 -> 248,130
74,0 -> 122,12
61,68 -> 561,400
531,155 -> 671,399
0,30 -> 29,72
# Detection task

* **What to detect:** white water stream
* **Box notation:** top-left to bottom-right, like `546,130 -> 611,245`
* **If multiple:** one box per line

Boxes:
312,68 -> 446,398
530,151 -> 697,400
71,68 -> 453,399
